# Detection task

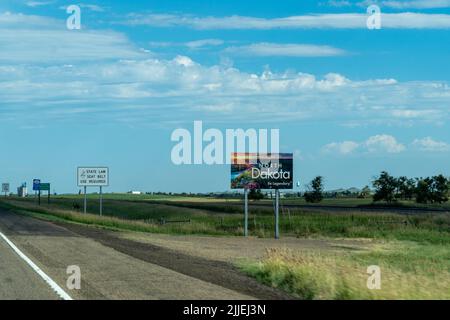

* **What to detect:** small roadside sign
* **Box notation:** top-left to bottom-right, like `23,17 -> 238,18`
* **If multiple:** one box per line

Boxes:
77,167 -> 109,187
39,183 -> 50,191
36,182 -> 51,205
2,183 -> 9,195
77,166 -> 109,216
33,179 -> 41,191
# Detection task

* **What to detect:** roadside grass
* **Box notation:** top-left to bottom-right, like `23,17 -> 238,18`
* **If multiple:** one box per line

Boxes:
1,197 -> 449,300
238,244 -> 450,299
1,198 -> 449,244
57,193 -> 450,209
0,200 -> 240,236
58,193 -> 236,203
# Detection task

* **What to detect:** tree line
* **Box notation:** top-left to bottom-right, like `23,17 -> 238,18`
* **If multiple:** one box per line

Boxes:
372,171 -> 449,204
304,172 -> 450,204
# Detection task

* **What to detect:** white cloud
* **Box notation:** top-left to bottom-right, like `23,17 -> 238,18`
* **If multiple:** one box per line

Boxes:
225,43 -> 347,57
390,109 -> 442,119
26,1 -> 55,7
379,0 -> 450,9
0,11 -> 58,27
0,13 -> 449,125
364,134 -> 406,153
324,0 -> 352,7
324,135 -> 406,155
294,149 -> 304,160
412,137 -> 450,152
185,39 -> 224,48
79,4 -> 105,12
0,12 -> 147,63
59,4 -> 106,12
149,39 -> 225,49
322,141 -> 360,154
1,57 -> 449,124
123,13 -> 450,29
332,0 -> 450,9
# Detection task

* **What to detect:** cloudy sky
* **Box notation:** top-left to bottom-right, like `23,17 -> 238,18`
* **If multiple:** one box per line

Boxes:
0,0 -> 449,193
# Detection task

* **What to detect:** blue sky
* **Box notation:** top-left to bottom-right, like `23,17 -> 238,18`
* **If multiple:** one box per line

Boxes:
0,0 -> 449,193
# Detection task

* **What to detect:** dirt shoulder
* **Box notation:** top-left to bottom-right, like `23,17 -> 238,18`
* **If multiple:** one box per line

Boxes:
118,232 -> 373,264
55,220 -> 294,300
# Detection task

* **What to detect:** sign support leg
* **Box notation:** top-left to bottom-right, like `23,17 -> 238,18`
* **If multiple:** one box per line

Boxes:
83,186 -> 87,214
99,186 -> 103,216
244,188 -> 248,237
38,190 -> 41,206
275,189 -> 279,239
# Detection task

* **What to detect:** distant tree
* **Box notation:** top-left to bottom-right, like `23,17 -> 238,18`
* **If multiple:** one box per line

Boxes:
431,175 -> 449,203
396,176 -> 416,200
415,177 -> 433,204
359,186 -> 372,198
372,171 -> 397,203
248,189 -> 264,201
304,176 -> 324,203
414,175 -> 449,204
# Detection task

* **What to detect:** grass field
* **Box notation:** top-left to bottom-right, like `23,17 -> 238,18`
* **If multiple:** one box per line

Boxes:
238,242 -> 450,299
1,194 -> 449,299
57,192 -> 450,208
2,195 -> 450,243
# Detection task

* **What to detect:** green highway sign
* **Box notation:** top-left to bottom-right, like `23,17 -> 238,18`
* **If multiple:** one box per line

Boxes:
39,183 -> 50,191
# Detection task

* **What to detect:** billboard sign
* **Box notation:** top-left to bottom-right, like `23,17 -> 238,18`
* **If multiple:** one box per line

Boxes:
2,183 -> 9,193
33,179 -> 41,191
231,153 -> 293,190
77,167 -> 109,187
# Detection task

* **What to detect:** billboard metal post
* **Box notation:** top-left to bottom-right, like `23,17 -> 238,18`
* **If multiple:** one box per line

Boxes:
83,186 -> 87,214
244,188 -> 248,237
275,189 -> 280,239
99,186 -> 103,216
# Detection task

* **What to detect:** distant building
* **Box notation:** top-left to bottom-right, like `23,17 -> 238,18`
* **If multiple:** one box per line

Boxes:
17,183 -> 27,197
128,191 -> 142,195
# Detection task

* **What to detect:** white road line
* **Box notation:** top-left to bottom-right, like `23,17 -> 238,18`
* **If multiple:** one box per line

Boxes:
0,231 -> 73,300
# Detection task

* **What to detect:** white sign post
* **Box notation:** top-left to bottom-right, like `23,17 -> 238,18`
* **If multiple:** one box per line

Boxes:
2,183 -> 9,197
77,167 -> 109,215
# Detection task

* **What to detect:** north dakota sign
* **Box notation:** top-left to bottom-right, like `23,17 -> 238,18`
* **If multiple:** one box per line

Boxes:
230,153 -> 293,190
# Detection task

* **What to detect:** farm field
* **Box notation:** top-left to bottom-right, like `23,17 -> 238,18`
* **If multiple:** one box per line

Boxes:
1,194 -> 449,299
55,193 -> 450,209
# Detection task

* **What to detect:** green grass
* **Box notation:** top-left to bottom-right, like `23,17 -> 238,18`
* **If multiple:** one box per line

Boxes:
1,196 -> 449,300
1,196 -> 449,244
57,193 -> 233,202
57,193 -> 450,209
0,200 -> 239,236
238,243 -> 450,299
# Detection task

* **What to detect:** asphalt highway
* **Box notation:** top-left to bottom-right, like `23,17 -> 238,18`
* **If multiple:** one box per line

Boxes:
0,207 -> 285,300
0,233 -> 59,300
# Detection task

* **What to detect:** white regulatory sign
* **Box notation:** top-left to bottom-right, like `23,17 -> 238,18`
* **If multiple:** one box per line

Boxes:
77,167 -> 109,187
2,183 -> 9,193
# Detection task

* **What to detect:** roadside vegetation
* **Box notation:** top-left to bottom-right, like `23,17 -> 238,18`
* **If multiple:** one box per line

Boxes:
238,243 -> 450,299
372,171 -> 449,204
0,173 -> 449,300
1,197 -> 449,244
